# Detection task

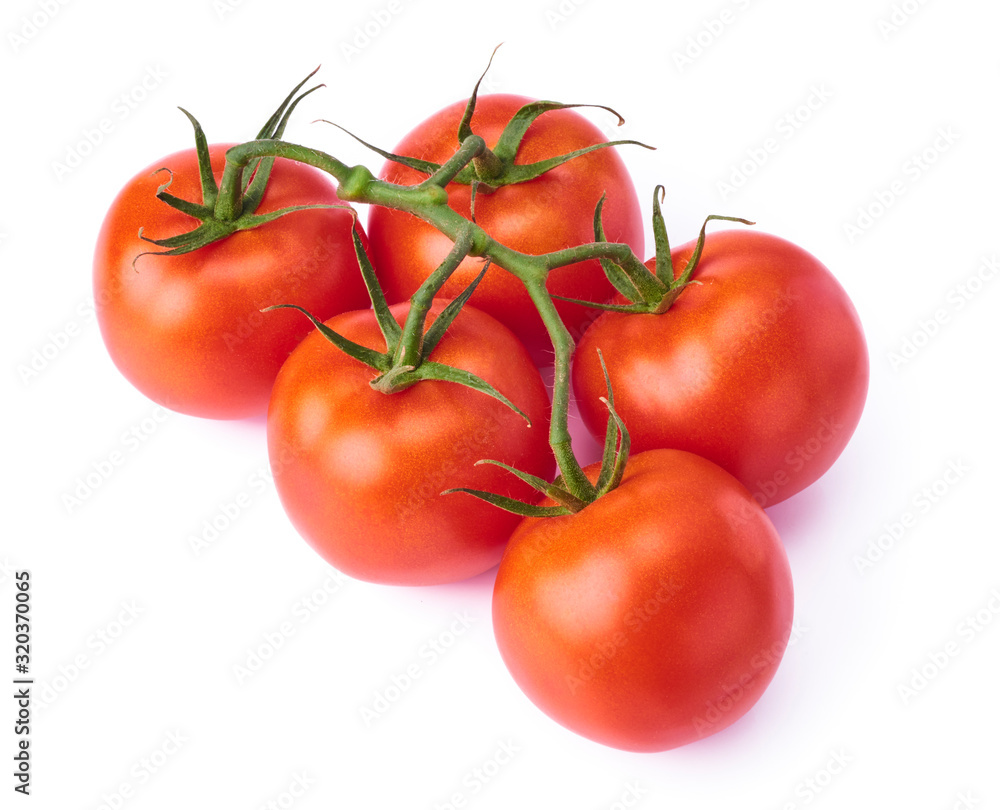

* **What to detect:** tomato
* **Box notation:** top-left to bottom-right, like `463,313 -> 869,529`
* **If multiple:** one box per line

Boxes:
366,94 -> 645,354
573,230 -> 869,508
492,449 -> 794,752
93,145 -> 369,419
266,299 -> 555,586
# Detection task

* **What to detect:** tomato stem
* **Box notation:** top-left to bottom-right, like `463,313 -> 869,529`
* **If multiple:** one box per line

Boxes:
175,85 -> 661,507
203,134 -> 644,503
392,227 -> 475,374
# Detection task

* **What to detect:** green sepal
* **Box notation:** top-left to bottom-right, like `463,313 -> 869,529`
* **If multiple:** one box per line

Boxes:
593,348 -> 620,493
366,358 -> 531,424
350,226 -> 402,349
317,119 -> 442,177
176,108 -> 218,209
595,397 -> 630,498
457,44 -> 501,144
549,294 -> 651,314
591,194 -> 641,301
326,55 -> 654,193
137,203 -> 350,257
438,349 -> 633,520
153,190 -> 211,220
473,459 -> 588,512
240,77 -> 325,217
137,219 -> 235,253
441,487 -> 571,519
456,44 -> 506,181
237,203 -> 351,231
449,136 -> 655,188
268,227 -> 529,424
650,185 -> 673,282
422,261 -> 489,357
492,101 -> 626,163
261,304 -> 388,370
651,213 -> 755,313
474,100 -> 654,186
134,68 -> 329,262
674,214 -> 755,288
560,208 -> 757,313
254,66 -> 322,141
399,361 -> 530,425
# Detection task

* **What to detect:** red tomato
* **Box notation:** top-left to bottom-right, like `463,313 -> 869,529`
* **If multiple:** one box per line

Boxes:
366,94 -> 645,354
267,300 -> 555,586
492,449 -> 794,752
573,230 -> 869,507
93,145 -> 369,419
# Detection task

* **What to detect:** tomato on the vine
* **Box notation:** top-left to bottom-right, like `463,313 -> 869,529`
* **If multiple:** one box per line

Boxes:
492,449 -> 794,752
93,145 -> 369,419
573,230 -> 869,507
366,94 -> 645,354
267,299 -> 554,586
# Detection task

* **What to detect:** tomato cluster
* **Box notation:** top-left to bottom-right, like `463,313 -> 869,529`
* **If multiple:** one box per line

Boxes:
93,68 -> 868,753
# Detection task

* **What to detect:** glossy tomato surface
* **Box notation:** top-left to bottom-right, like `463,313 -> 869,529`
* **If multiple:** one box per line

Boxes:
573,230 -> 869,507
94,145 -> 369,419
267,300 -> 555,586
367,94 -> 645,354
493,449 -> 794,752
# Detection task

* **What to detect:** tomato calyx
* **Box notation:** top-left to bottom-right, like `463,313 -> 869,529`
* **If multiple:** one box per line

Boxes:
555,186 -> 755,314
321,47 -> 653,200
264,224 -> 532,422
445,350 -> 629,517
133,68 -> 350,265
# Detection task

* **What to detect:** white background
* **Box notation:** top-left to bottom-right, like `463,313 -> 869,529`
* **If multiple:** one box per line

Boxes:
3,0 -> 999,808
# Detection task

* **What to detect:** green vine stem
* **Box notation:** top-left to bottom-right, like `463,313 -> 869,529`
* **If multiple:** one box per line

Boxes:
209,135 -> 649,505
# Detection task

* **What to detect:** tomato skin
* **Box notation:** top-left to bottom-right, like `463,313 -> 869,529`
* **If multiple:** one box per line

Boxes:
573,230 -> 869,507
492,449 -> 794,752
267,300 -> 555,586
366,94 -> 645,354
93,145 -> 370,419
